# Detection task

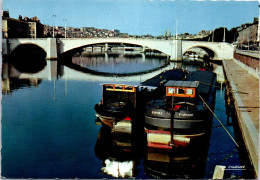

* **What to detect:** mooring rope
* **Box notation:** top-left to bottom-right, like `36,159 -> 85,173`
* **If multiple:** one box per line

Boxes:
197,81 -> 249,94
196,81 -> 222,89
195,62 -> 225,79
214,108 -> 226,112
193,61 -> 249,94
199,95 -> 239,148
194,60 -> 226,80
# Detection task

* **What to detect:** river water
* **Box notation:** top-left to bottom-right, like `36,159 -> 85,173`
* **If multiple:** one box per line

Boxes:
1,50 -> 254,178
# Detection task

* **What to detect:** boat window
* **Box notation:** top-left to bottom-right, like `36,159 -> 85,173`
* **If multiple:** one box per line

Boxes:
125,86 -> 133,91
186,88 -> 193,95
177,88 -> 185,94
168,87 -> 175,94
115,86 -> 123,90
106,85 -> 114,90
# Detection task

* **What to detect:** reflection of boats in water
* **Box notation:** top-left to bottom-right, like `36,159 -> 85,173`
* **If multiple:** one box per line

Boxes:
144,133 -> 211,179
94,125 -> 143,178
144,70 -> 216,149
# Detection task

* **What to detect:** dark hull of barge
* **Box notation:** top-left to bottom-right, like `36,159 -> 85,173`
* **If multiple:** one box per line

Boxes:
95,102 -> 134,127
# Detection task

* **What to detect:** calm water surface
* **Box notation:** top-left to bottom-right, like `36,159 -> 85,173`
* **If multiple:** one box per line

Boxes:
1,52 -> 253,178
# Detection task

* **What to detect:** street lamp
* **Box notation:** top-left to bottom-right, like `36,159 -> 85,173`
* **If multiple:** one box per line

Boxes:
175,18 -> 179,40
223,27 -> 226,42
52,14 -> 56,38
63,18 -> 67,38
257,4 -> 260,47
212,29 -> 215,42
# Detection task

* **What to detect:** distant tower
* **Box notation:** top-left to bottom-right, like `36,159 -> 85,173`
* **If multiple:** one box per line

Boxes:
2,10 -> 9,18
168,29 -> 171,37
164,29 -> 168,37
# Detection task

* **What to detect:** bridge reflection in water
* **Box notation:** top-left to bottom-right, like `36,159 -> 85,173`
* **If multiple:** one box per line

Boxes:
2,55 -> 224,95
1,50 -> 187,95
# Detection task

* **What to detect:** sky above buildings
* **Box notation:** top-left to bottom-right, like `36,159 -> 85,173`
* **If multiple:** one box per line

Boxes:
2,0 -> 259,36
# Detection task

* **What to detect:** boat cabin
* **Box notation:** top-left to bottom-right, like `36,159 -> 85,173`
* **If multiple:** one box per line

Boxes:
165,80 -> 199,98
101,84 -> 138,108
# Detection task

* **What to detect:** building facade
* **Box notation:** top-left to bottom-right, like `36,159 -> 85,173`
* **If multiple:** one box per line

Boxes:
2,11 -> 44,38
25,16 -> 44,38
237,18 -> 259,47
2,11 -> 29,38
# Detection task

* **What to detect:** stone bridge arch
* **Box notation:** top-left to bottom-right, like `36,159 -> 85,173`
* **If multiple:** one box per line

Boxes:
2,38 -> 57,59
183,45 -> 218,59
11,43 -> 47,57
182,41 -> 234,60
58,38 -> 174,58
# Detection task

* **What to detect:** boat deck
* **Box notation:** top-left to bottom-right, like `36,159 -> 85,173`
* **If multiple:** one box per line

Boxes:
141,69 -> 186,87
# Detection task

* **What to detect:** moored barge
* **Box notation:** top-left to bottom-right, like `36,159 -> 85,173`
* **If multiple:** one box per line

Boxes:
94,68 -> 188,128
95,83 -> 142,127
144,70 -> 216,149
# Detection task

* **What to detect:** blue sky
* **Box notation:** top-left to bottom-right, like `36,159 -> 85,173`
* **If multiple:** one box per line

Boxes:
2,0 -> 259,36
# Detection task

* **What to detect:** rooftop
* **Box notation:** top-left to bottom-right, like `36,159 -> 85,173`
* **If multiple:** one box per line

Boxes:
165,80 -> 199,88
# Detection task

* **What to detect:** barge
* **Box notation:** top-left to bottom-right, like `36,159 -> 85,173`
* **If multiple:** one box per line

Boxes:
144,70 -> 216,149
94,69 -> 187,128
95,83 -> 142,127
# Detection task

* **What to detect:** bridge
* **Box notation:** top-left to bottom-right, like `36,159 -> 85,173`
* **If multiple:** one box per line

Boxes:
2,37 -> 235,61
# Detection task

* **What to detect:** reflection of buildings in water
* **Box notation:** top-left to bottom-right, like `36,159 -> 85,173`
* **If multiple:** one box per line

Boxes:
1,77 -> 42,94
2,63 -> 10,94
94,125 -> 142,178
2,78 -> 10,94
1,61 -> 52,94
144,133 -> 211,179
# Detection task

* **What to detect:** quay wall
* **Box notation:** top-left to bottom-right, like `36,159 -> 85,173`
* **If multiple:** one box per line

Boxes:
222,60 -> 259,177
234,52 -> 259,69
234,52 -> 259,79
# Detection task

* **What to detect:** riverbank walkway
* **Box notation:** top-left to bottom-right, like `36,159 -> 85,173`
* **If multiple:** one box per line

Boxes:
235,50 -> 260,59
222,58 -> 259,176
